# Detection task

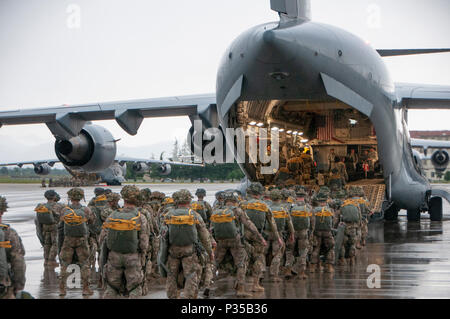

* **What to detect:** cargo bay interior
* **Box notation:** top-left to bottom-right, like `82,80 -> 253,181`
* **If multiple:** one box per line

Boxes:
231,99 -> 384,189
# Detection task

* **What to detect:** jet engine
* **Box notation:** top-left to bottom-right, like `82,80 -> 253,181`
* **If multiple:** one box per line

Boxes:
158,164 -> 172,175
54,124 -> 117,173
132,162 -> 149,173
431,150 -> 449,172
34,163 -> 51,175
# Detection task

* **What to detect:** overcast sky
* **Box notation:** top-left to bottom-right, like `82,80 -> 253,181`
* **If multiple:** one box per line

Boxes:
0,0 -> 449,164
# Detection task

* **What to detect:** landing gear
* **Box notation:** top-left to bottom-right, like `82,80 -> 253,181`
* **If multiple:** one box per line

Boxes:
429,197 -> 443,222
407,209 -> 421,222
383,204 -> 399,221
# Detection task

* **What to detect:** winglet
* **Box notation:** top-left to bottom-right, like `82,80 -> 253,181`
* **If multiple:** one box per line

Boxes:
270,0 -> 311,20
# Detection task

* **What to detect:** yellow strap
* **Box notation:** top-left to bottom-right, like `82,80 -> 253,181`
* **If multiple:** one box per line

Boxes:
191,203 -> 204,211
95,195 -> 107,202
35,205 -> 50,213
165,209 -> 199,226
0,224 -> 9,229
287,198 -> 294,204
245,202 -> 268,212
103,212 -> 141,231
315,207 -> 333,217
357,198 -> 369,205
291,210 -> 312,217
63,207 -> 87,225
211,213 -> 235,223
0,241 -> 11,249
272,210 -> 289,219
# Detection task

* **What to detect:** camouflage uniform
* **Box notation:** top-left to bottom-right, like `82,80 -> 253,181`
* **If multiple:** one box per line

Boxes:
266,190 -> 294,281
58,188 -> 95,296
310,193 -> 335,273
100,185 -> 149,298
87,189 -> 108,271
0,197 -> 26,299
161,190 -> 212,299
285,188 -> 313,279
334,192 -> 362,266
241,182 -> 279,292
348,186 -> 370,248
149,191 -> 165,217
212,192 -> 264,297
213,191 -> 225,209
35,190 -> 63,267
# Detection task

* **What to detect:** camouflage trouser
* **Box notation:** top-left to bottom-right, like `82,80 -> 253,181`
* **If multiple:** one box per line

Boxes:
340,223 -> 358,259
104,251 -> 143,298
142,245 -> 153,295
264,232 -> 284,277
215,236 -> 247,287
293,229 -> 309,271
166,245 -> 201,299
88,235 -> 99,270
151,236 -> 160,277
199,261 -> 214,290
311,230 -> 335,265
59,236 -> 91,286
0,286 -> 15,299
361,218 -> 368,242
42,224 -> 58,263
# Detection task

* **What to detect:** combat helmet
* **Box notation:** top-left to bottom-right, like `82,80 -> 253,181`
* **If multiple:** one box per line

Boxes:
281,189 -> 291,200
215,191 -> 225,200
107,192 -> 121,203
120,185 -> 141,204
270,189 -> 283,201
0,196 -> 8,212
140,188 -> 152,201
223,191 -> 238,203
67,188 -> 84,201
44,190 -> 58,200
294,185 -> 308,197
94,187 -> 105,196
151,191 -> 165,200
334,189 -> 347,199
318,186 -> 331,196
247,182 -> 265,195
172,189 -> 193,204
195,188 -> 206,197
314,192 -> 329,203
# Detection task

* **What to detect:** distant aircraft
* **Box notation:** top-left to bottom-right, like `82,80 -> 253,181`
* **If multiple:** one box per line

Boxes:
0,124 -> 202,185
0,0 -> 449,220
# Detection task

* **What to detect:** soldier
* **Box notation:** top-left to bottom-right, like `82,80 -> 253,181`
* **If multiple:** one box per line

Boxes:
149,191 -> 165,216
267,189 -> 294,282
241,182 -> 281,292
328,168 -> 344,190
100,185 -> 149,298
285,187 -> 313,279
87,189 -> 109,272
0,196 -> 26,299
160,190 -> 213,299
34,190 -> 63,267
351,186 -> 371,247
310,192 -> 335,273
262,190 -> 272,206
213,191 -> 225,209
191,188 -> 213,228
334,192 -> 362,266
58,188 -> 95,296
211,191 -> 266,297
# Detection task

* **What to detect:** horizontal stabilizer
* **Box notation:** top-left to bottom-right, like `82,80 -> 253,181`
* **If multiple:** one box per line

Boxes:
377,48 -> 450,57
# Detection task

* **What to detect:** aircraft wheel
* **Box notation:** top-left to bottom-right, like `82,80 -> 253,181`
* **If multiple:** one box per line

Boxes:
407,209 -> 421,222
384,205 -> 399,221
429,197 -> 443,221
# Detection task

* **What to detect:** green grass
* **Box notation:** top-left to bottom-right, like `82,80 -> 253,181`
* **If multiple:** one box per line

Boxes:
0,177 -> 43,184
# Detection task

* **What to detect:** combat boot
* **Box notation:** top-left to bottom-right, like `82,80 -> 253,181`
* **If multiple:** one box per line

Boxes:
297,266 -> 308,280
236,285 -> 252,298
337,258 -> 346,266
270,275 -> 283,283
59,281 -> 66,296
82,282 -> 94,296
283,267 -> 294,278
309,263 -> 318,273
251,277 -> 265,293
361,239 -> 366,246
348,256 -> 356,266
325,264 -> 335,273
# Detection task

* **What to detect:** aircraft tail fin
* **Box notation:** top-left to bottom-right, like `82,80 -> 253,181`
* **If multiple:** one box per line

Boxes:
270,0 -> 311,20
377,48 -> 450,57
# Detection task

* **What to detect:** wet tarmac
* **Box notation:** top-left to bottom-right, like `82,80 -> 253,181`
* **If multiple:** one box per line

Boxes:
1,183 -> 450,299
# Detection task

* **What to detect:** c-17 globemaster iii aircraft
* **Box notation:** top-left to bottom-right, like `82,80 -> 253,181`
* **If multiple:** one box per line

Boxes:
0,0 -> 449,220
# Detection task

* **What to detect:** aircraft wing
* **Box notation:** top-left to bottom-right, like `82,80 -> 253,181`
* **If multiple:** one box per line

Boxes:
395,83 -> 450,109
411,139 -> 450,150
0,94 -> 217,138
0,159 -> 60,167
115,156 -> 204,167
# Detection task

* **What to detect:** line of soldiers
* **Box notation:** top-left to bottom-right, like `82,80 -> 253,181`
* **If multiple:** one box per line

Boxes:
28,181 -> 372,299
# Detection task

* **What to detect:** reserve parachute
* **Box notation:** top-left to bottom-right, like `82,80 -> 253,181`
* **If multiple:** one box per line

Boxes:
104,208 -> 141,254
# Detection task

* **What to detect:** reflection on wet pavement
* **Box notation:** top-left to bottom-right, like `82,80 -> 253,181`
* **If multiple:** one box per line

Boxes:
1,183 -> 450,299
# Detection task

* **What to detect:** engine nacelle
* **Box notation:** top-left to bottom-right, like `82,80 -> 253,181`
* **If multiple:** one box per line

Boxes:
431,150 -> 449,172
34,163 -> 51,175
132,162 -> 149,173
54,124 -> 117,173
158,164 -> 172,175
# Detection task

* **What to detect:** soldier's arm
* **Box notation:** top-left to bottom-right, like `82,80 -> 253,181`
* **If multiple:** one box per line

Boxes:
205,202 -> 213,222
84,207 -> 95,225
195,213 -> 213,256
98,217 -> 109,244
8,228 -> 26,292
286,214 -> 295,235
265,208 -> 281,242
138,215 -> 150,253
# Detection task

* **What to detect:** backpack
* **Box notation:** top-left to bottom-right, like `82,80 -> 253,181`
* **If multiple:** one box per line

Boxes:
62,205 -> 88,237
165,208 -> 199,246
35,203 -> 56,225
105,208 -> 141,254
210,207 -> 238,240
